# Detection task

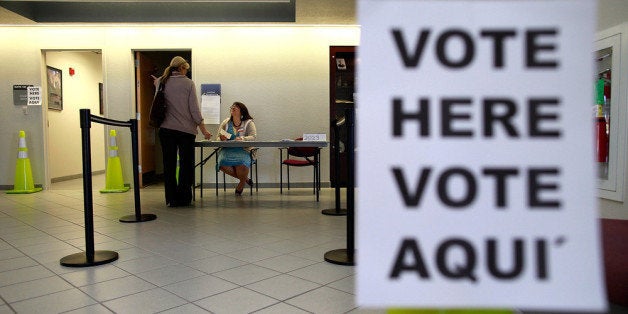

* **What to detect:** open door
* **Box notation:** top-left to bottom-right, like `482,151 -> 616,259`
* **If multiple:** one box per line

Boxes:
135,50 -> 191,187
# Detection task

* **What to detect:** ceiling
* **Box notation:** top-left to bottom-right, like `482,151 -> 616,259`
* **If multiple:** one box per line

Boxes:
0,0 -> 295,23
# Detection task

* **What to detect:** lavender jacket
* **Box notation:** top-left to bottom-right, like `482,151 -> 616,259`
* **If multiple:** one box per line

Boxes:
159,74 -> 203,135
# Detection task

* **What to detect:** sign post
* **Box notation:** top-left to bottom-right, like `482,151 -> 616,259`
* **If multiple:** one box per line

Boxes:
357,0 -> 606,311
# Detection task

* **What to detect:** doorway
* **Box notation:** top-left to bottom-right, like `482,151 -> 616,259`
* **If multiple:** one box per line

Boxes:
329,46 -> 356,187
134,50 -> 191,187
45,50 -> 105,186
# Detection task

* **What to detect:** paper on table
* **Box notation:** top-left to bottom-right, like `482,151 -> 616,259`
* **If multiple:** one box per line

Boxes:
219,128 -> 232,139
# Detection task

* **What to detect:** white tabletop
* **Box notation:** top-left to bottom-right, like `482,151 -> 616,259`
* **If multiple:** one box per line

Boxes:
195,140 -> 328,148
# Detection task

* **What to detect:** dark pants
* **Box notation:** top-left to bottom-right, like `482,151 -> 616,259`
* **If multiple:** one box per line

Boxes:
159,128 -> 195,205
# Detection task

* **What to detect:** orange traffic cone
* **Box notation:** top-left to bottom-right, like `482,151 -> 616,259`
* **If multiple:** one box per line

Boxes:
100,130 -> 129,193
7,130 -> 42,194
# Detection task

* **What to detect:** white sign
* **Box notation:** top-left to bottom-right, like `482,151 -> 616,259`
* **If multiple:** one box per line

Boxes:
27,86 -> 42,106
303,133 -> 326,141
357,0 -> 605,311
201,94 -> 220,124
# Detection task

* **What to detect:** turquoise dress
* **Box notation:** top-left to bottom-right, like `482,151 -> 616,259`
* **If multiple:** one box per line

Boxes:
216,121 -> 252,170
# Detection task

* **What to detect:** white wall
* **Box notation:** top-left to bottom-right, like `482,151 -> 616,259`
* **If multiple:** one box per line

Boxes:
0,25 -> 360,189
46,51 -> 105,180
598,0 -> 628,31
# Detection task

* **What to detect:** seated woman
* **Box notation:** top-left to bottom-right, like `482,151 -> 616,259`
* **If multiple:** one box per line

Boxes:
217,101 -> 257,195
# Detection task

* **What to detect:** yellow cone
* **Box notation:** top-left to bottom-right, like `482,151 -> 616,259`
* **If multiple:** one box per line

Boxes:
7,130 -> 42,194
100,130 -> 129,193
176,152 -> 180,184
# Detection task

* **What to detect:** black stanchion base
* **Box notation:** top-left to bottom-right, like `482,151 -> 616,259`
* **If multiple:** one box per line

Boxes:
60,250 -> 118,267
119,213 -> 157,223
324,249 -> 355,266
321,208 -> 347,216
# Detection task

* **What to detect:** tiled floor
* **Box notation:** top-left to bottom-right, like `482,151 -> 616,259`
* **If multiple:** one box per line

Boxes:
0,175 -> 376,314
1,177 -> 627,313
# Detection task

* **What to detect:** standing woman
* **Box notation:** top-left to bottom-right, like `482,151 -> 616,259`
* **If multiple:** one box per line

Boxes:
217,102 -> 257,195
157,56 -> 212,207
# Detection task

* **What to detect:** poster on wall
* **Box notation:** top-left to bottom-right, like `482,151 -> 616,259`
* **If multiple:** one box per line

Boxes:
356,0 -> 606,311
46,66 -> 63,111
201,84 -> 221,124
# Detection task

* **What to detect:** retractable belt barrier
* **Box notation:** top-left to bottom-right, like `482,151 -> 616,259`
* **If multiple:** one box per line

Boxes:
321,117 -> 347,216
60,109 -> 157,268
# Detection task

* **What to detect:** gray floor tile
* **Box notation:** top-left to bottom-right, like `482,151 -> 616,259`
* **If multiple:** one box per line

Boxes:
246,274 -> 320,300
253,302 -> 311,314
79,275 -> 156,301
163,275 -> 238,302
114,255 -> 178,273
184,254 -> 248,274
0,305 -> 14,314
195,287 -> 278,314
288,261 -> 354,285
286,286 -> 356,314
225,246 -> 283,263
158,303 -> 210,313
0,265 -> 55,287
61,264 -> 130,287
102,288 -> 188,314
0,276 -> 73,303
327,274 -> 355,294
135,264 -> 205,286
212,264 -> 281,286
64,303 -> 116,314
0,256 -> 38,272
253,254 -> 319,273
10,288 -> 97,313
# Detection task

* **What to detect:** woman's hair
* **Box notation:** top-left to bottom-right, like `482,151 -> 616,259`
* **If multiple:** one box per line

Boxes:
159,56 -> 190,84
230,101 -> 253,122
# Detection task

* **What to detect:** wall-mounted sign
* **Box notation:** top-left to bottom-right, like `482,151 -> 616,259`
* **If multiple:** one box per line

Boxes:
201,84 -> 221,124
27,86 -> 42,106
13,85 -> 32,106
357,0 -> 605,311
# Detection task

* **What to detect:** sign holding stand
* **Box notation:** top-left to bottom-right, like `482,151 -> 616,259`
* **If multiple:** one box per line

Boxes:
357,0 -> 606,312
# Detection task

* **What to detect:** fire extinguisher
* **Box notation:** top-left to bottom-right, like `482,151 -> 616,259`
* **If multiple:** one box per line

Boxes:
595,79 -> 609,162
596,117 -> 609,162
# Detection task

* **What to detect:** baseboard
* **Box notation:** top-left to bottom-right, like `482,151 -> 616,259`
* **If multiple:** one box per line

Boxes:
51,170 -> 105,183
0,183 -> 44,190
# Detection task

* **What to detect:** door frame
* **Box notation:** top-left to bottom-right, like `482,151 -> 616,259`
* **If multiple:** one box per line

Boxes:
43,49 -> 105,189
329,46 -> 356,188
134,50 -> 191,187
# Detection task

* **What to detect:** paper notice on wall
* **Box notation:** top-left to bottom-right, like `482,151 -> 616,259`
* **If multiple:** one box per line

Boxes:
201,94 -> 220,124
27,86 -> 42,106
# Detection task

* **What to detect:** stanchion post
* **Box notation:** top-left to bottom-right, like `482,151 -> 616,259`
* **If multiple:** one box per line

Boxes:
119,118 -> 157,223
324,108 -> 356,266
322,118 -> 347,216
60,109 -> 118,267
81,109 -> 95,261
346,109 -> 355,261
